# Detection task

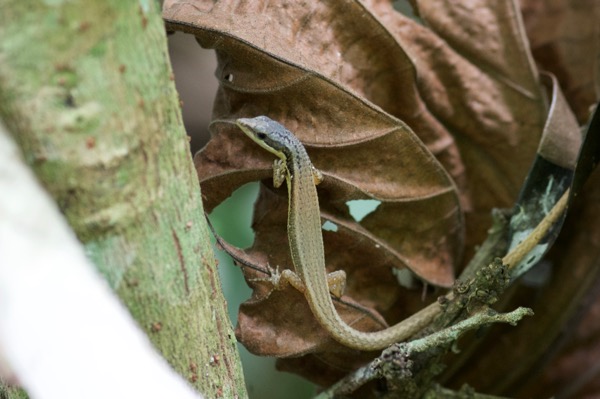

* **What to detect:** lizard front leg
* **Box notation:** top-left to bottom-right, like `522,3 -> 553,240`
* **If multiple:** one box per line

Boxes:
272,159 -> 287,188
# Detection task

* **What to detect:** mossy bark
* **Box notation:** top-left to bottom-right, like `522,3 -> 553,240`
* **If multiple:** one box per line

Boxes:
0,1 -> 246,397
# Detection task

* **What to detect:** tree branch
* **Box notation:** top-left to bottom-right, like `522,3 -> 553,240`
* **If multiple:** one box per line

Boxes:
0,1 -> 246,397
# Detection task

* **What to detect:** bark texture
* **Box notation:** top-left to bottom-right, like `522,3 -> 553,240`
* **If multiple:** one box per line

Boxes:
0,1 -> 246,397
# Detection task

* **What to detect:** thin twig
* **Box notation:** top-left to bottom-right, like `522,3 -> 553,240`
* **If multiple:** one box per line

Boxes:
502,188 -> 569,270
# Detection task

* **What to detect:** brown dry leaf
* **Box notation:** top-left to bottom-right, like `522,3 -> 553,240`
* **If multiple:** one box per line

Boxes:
368,0 -> 549,256
163,0 -> 564,382
165,0 -> 464,359
520,0 -> 600,123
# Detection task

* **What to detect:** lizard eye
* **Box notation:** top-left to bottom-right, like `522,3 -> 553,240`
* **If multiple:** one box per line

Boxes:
256,132 -> 267,140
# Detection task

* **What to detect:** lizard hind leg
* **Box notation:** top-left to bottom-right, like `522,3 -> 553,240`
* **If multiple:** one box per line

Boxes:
252,267 -> 347,299
280,269 -> 346,298
248,266 -> 304,292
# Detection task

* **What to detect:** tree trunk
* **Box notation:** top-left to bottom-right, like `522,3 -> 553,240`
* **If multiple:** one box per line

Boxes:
0,1 -> 246,397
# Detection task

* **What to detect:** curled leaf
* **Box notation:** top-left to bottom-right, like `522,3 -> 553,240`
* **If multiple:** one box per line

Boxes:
507,74 -> 581,278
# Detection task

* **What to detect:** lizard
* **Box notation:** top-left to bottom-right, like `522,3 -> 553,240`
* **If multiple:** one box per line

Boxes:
235,115 -> 439,351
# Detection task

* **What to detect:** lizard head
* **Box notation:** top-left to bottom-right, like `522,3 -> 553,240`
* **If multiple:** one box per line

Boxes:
236,116 -> 297,160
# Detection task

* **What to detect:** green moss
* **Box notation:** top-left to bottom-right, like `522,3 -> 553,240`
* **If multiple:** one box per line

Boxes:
53,68 -> 79,90
89,40 -> 107,58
